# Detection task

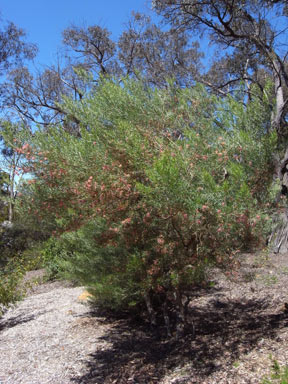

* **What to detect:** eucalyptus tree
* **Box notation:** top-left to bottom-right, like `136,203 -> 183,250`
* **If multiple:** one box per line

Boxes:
0,17 -> 37,221
152,0 -> 288,252
0,19 -> 37,75
2,64 -> 85,133
152,0 -> 288,133
2,11 -> 204,130
0,120 -> 29,222
118,12 -> 203,86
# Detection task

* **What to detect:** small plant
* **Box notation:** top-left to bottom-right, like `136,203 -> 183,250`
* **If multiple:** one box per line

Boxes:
260,273 -> 278,286
233,361 -> 240,368
242,271 -> 256,282
0,257 -> 26,313
0,242 -> 49,314
262,357 -> 288,383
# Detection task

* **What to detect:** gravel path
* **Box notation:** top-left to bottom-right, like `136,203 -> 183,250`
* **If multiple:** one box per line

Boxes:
0,284 -> 110,384
1,252 -> 288,384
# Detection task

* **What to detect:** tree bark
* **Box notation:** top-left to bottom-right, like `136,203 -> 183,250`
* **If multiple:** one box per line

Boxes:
271,60 -> 286,135
267,56 -> 288,253
144,291 -> 157,327
269,148 -> 288,253
269,211 -> 288,254
8,156 -> 16,223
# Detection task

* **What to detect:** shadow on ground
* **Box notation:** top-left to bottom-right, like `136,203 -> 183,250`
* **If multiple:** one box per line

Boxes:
0,313 -> 37,332
72,296 -> 288,384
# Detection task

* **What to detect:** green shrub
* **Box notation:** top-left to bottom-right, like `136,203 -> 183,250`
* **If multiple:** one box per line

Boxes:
0,257 -> 27,313
13,78 -> 276,331
0,241 -> 47,313
57,219 -> 146,310
0,223 -> 48,268
40,237 -> 68,280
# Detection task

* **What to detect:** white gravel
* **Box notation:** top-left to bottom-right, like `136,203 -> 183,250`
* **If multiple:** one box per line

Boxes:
0,285 -> 109,384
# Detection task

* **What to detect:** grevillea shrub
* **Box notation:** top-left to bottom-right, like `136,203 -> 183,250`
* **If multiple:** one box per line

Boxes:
13,78 -> 276,333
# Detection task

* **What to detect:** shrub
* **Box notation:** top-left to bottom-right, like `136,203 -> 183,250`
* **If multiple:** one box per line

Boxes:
0,225 -> 49,311
14,78 -> 276,333
0,223 -> 48,267
0,256 -> 27,313
40,237 -> 68,280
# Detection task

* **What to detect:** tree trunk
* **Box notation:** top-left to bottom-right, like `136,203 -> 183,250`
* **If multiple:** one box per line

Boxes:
269,148 -> 288,254
267,57 -> 288,253
271,60 -> 286,134
144,291 -> 157,327
8,170 -> 15,223
269,211 -> 288,254
8,200 -> 13,222
244,59 -> 252,103
175,290 -> 188,339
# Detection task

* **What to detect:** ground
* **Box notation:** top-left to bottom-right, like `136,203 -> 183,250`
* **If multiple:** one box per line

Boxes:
0,251 -> 288,384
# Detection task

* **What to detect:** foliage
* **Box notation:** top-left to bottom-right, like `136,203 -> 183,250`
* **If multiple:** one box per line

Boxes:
0,236 -> 46,313
0,20 -> 37,75
0,120 -> 32,222
14,77 -> 276,329
153,0 -> 288,134
0,254 -> 34,313
262,357 -> 288,384
0,223 -> 47,267
40,237 -> 68,280
0,263 -> 24,312
0,170 -> 9,221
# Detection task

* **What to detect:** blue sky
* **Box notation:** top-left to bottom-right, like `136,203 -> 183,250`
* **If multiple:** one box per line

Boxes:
1,1 -> 286,75
0,0 -> 153,67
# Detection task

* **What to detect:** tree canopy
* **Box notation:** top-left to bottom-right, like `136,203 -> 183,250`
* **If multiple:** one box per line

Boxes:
152,0 -> 288,133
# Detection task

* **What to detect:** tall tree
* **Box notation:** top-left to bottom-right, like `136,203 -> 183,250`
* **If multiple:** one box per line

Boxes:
62,25 -> 117,76
2,12 -> 204,128
0,121 -> 28,222
3,64 -> 85,130
118,12 -> 203,86
0,18 -> 37,221
0,19 -> 37,75
153,0 -> 288,133
0,18 -> 37,114
152,0 -> 288,252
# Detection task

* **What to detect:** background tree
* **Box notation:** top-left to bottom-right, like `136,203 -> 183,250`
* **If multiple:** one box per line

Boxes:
4,4 -> 287,132
152,0 -> 288,252
0,15 -> 37,220
0,120 -> 31,222
118,12 -> 203,86
0,18 -> 37,118
152,0 -> 288,132
0,170 -> 9,222
62,24 -> 117,76
2,64 -> 86,132
0,19 -> 37,75
1,12 -> 204,128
